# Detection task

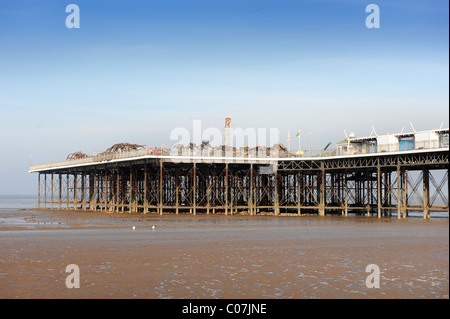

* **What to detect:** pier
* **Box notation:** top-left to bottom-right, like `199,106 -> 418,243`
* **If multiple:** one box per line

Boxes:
29,141 -> 448,219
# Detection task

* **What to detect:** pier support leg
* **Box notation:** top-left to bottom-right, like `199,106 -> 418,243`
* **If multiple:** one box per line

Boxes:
38,174 -> 41,208
207,174 -> 211,215
297,172 -> 301,215
144,163 -> 148,214
58,173 -> 62,210
116,171 -> 120,213
207,186 -> 210,214
175,167 -> 179,215
274,171 -> 280,216
423,169 -> 430,219
94,174 -> 98,211
344,173 -> 348,217
225,164 -> 229,215
397,166 -> 402,219
319,169 -> 325,216
193,163 -> 196,216
405,170 -> 408,218
249,164 -> 253,215
105,172 -> 108,212
230,174 -> 234,215
159,161 -> 163,215
51,174 -> 54,210
74,173 -> 77,210
377,166 -> 381,218
67,173 -> 70,209
82,173 -> 86,210
89,174 -> 94,211
44,174 -> 47,208
401,170 -> 406,219
129,166 -> 133,213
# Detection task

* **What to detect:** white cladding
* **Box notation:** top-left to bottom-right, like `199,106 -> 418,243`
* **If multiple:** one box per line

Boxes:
414,131 -> 439,149
377,134 -> 399,152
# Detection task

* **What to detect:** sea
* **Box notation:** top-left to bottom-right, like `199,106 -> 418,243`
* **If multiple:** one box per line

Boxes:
0,195 -> 37,209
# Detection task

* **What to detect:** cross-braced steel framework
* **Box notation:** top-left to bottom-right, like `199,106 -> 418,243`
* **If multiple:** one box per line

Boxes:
36,150 -> 448,219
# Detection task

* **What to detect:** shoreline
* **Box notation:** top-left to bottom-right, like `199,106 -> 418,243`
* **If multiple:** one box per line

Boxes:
0,207 -> 446,232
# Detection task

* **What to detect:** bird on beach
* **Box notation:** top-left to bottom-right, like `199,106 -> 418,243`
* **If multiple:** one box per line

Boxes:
132,226 -> 136,230
152,225 -> 155,230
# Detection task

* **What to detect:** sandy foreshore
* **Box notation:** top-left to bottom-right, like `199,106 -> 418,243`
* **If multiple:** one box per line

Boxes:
0,208 -> 448,298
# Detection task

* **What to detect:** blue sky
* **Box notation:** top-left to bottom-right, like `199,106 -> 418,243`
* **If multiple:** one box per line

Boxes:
0,0 -> 448,195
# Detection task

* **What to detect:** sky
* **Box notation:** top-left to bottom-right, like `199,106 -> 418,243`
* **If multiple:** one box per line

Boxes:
0,0 -> 448,195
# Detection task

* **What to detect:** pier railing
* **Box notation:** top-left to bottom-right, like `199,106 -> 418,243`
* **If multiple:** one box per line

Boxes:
29,141 -> 449,172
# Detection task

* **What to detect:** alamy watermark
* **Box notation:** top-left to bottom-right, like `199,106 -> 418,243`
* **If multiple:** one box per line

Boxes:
64,4 -> 379,30
65,264 -> 80,289
168,120 -> 286,171
66,4 -> 80,29
365,264 -> 380,288
62,262 -> 382,291
366,4 -> 380,29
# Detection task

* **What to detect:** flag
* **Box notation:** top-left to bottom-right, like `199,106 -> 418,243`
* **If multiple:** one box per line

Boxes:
287,130 -> 291,143
296,130 -> 301,138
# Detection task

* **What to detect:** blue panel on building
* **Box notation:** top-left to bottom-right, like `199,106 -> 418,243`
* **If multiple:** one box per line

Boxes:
399,140 -> 414,151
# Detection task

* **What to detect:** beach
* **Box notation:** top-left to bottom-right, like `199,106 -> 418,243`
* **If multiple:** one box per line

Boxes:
0,208 -> 448,299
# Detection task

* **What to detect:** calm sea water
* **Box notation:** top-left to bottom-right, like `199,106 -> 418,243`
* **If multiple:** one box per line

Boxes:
0,195 -> 37,209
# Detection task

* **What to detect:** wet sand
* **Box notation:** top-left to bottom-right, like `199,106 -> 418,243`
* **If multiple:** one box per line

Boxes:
0,209 -> 448,299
